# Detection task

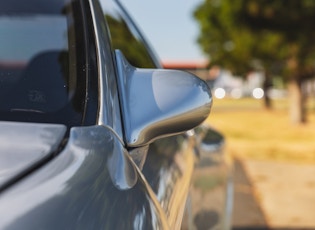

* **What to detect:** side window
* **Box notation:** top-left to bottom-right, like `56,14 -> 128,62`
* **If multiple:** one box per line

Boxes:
100,0 -> 159,68
0,0 -> 87,127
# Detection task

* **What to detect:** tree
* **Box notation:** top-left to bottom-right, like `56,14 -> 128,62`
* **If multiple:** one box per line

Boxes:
194,0 -> 315,123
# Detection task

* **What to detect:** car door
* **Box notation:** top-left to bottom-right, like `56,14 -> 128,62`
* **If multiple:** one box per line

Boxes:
96,1 -> 200,229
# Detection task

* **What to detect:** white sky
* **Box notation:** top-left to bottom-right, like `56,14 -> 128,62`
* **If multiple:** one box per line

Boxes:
119,0 -> 207,62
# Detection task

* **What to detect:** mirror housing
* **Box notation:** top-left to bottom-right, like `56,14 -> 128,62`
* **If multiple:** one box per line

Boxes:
115,50 -> 212,147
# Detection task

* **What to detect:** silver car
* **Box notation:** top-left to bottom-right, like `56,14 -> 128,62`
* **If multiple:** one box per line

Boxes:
0,0 -> 232,229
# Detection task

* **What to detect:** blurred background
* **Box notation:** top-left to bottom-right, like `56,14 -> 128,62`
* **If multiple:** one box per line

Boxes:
121,0 -> 315,229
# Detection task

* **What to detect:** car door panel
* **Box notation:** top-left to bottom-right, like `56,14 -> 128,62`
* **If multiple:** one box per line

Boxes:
0,125 -> 170,229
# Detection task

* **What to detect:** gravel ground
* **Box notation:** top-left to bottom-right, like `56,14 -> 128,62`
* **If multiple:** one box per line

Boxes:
232,159 -> 268,229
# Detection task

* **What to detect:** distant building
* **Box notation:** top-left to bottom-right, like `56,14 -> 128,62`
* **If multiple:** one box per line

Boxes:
162,60 -> 209,80
162,60 -> 271,99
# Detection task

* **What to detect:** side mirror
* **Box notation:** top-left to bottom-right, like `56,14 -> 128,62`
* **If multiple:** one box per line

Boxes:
115,50 -> 212,147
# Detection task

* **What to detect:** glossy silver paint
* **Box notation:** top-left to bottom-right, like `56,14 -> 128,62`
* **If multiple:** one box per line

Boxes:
0,122 -> 66,188
183,125 -> 233,230
143,134 -> 196,229
0,125 -> 170,229
115,50 -> 212,147
89,0 -> 124,141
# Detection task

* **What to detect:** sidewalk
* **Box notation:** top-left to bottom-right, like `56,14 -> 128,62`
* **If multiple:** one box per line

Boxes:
233,158 -> 315,229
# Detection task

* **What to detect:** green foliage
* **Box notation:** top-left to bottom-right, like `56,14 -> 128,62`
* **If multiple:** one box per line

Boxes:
106,15 -> 156,68
194,0 -> 315,79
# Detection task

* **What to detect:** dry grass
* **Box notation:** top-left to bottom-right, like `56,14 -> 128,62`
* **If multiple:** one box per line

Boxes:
206,98 -> 315,163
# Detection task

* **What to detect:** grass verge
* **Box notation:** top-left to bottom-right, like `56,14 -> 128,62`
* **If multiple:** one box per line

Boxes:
206,98 -> 315,163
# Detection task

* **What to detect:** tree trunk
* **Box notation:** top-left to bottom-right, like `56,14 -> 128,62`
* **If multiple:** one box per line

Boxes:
263,72 -> 272,109
263,93 -> 271,109
288,79 -> 307,124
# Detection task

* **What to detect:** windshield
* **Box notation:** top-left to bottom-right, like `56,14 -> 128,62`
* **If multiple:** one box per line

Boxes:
0,0 -> 86,127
